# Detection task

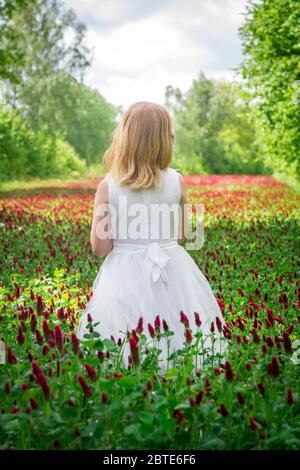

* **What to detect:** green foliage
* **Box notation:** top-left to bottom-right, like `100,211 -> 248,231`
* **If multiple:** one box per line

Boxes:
0,105 -> 42,180
0,0 -> 33,83
0,105 -> 85,181
3,0 -> 91,96
18,72 -> 118,165
165,73 -> 266,175
0,0 -> 118,177
51,139 -> 86,177
239,0 -> 300,176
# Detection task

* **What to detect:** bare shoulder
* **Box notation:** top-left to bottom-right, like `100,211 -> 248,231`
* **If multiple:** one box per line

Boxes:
95,176 -> 109,202
176,171 -> 187,203
168,168 -> 186,202
175,170 -> 186,190
177,171 -> 185,184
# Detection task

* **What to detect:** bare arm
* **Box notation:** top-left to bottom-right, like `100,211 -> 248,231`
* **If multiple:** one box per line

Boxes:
90,179 -> 113,257
178,173 -> 188,246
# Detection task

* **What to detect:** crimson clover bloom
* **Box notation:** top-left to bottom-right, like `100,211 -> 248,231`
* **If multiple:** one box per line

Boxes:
129,335 -> 139,365
30,397 -> 38,410
180,311 -> 189,327
36,372 -> 50,399
249,415 -> 258,431
237,393 -> 245,405
204,378 -> 211,395
217,404 -> 228,417
77,375 -> 92,397
252,330 -> 260,344
71,333 -> 80,354
36,295 -> 44,314
101,392 -> 109,404
54,324 -> 65,356
173,409 -> 185,425
84,363 -> 97,381
56,307 -> 64,320
17,326 -> 25,345
148,323 -> 156,338
7,347 -> 18,364
217,300 -> 225,316
52,439 -> 60,448
32,361 -> 50,398
189,397 -> 196,407
195,390 -> 203,405
35,330 -> 43,345
267,356 -> 280,377
225,361 -> 234,381
98,351 -> 104,362
30,314 -> 37,332
194,312 -> 202,327
136,316 -> 143,333
287,388 -> 294,405
154,315 -> 161,332
42,320 -> 51,341
266,336 -> 274,347
283,332 -> 292,353
216,316 -> 223,332
131,329 -> 139,342
223,325 -> 232,340
185,328 -> 193,343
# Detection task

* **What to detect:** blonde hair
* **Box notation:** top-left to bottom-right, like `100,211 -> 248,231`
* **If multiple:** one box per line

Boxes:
103,101 -> 174,190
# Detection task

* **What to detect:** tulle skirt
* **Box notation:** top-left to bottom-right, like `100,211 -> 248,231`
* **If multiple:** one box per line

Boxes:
77,240 -> 227,373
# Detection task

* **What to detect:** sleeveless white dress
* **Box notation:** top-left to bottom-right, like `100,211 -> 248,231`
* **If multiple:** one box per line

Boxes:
77,168 -> 226,371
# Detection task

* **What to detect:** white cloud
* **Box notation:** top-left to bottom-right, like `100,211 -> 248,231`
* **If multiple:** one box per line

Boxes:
64,0 -> 248,109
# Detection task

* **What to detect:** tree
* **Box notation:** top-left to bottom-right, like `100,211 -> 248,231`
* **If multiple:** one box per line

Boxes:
12,72 -> 117,164
0,0 -> 32,84
0,104 -> 85,181
2,0 -> 91,107
239,0 -> 300,175
0,0 -> 118,166
165,73 -> 264,175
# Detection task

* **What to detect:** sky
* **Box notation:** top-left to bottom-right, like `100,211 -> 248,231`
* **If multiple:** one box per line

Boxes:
64,0 -> 248,110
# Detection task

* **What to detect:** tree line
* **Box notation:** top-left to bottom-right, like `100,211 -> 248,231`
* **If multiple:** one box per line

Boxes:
0,0 -> 299,181
165,0 -> 299,178
0,0 -> 119,181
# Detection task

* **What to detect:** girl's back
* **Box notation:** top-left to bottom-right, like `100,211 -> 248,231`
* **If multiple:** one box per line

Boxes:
104,167 -> 181,245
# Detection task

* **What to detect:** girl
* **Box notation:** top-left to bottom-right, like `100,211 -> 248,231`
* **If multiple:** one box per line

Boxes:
77,101 -> 226,371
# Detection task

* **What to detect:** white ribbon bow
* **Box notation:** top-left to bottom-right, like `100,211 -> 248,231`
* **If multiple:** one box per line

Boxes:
146,242 -> 170,283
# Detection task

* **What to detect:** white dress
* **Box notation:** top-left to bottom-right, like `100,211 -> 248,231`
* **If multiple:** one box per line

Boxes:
77,168 -> 226,371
